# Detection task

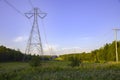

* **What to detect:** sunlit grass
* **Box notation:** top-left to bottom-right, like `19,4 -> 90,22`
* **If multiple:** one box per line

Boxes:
0,61 -> 120,80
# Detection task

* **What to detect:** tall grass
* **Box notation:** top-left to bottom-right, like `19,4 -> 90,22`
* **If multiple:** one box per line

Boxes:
0,61 -> 120,80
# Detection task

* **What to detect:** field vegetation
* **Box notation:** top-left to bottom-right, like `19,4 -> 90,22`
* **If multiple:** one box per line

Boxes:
0,41 -> 120,80
0,61 -> 120,80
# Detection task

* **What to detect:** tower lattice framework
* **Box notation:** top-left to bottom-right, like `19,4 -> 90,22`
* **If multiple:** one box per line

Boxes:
25,8 -> 46,55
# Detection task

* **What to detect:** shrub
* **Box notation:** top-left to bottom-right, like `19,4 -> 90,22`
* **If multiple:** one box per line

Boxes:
69,56 -> 82,67
95,56 -> 100,63
29,56 -> 41,67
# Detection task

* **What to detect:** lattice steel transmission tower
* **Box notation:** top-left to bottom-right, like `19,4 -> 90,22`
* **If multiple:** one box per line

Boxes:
25,8 -> 47,55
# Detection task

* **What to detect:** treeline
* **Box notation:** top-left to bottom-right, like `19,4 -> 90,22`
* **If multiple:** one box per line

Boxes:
1,41 -> 120,62
0,45 -> 56,62
0,46 -> 24,62
60,41 -> 120,62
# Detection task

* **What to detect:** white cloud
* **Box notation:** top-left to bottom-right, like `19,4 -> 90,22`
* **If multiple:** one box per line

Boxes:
43,44 -> 58,52
61,47 -> 82,54
13,36 -> 27,42
43,45 -> 87,55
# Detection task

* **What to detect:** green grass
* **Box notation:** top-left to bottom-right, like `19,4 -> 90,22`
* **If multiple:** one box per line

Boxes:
0,61 -> 120,80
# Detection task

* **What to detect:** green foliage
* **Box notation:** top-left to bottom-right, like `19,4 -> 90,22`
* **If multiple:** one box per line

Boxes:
1,41 -> 119,63
0,45 -> 54,62
29,56 -> 41,67
54,57 -> 63,61
0,45 -> 24,62
69,56 -> 82,67
1,62 -> 120,80
60,41 -> 120,62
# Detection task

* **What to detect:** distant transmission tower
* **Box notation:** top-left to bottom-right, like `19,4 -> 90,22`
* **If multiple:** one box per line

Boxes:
113,28 -> 120,62
25,8 -> 47,55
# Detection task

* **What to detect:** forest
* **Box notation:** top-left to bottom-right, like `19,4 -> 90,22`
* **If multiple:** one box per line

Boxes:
0,45 -> 51,62
0,41 -> 120,62
60,41 -> 120,62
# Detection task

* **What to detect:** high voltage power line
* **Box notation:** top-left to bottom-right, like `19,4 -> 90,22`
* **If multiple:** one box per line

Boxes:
4,0 -> 25,17
95,30 -> 112,48
3,0 -> 33,35
3,0 -> 53,55
27,0 -> 53,55
2,0 -> 117,56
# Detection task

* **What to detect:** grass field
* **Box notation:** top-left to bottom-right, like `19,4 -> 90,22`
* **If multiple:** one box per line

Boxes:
0,61 -> 120,80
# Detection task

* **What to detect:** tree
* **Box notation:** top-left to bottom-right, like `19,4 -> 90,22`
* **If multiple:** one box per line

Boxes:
29,56 -> 41,67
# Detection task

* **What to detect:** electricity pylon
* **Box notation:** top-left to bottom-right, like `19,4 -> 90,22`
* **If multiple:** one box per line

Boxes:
25,8 -> 47,55
113,28 -> 120,62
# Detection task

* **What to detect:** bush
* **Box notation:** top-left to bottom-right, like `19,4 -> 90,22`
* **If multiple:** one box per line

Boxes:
29,56 -> 41,67
95,56 -> 100,63
69,56 -> 82,67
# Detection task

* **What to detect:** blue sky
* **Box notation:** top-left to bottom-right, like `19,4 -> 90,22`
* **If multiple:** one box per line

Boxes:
0,0 -> 120,55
